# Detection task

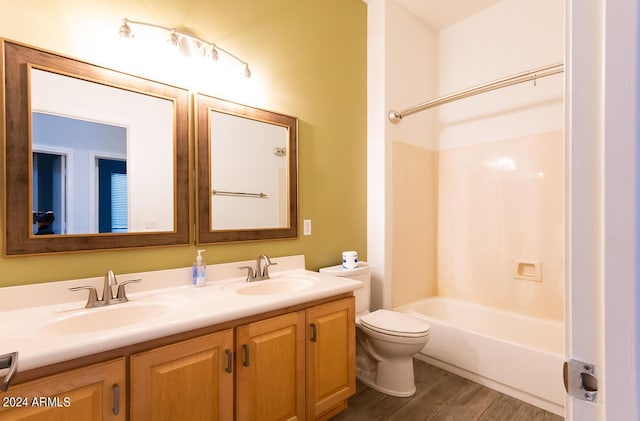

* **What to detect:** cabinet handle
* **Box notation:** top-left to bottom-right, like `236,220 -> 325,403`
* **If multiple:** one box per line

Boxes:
310,323 -> 317,342
112,384 -> 120,416
242,344 -> 250,367
225,349 -> 233,373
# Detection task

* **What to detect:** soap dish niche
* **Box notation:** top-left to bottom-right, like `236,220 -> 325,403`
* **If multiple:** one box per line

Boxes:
514,260 -> 542,282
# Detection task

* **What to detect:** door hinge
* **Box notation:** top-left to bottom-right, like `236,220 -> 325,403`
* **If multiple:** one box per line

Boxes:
563,359 -> 598,402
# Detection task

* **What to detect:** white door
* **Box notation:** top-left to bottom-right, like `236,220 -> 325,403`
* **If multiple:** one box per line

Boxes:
566,0 -> 638,420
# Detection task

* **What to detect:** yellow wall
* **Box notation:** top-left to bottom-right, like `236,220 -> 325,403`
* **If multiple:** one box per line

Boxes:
0,0 -> 367,286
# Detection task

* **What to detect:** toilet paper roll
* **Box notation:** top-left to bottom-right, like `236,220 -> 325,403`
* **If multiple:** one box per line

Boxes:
342,251 -> 358,270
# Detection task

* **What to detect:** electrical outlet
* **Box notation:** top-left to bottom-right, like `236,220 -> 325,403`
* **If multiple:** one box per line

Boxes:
303,219 -> 312,236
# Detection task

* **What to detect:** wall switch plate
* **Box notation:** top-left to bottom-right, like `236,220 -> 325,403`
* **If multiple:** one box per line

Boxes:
303,219 -> 312,235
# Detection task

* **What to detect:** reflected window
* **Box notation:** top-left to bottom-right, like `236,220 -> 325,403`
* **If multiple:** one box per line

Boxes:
111,173 -> 128,233
98,159 -> 127,233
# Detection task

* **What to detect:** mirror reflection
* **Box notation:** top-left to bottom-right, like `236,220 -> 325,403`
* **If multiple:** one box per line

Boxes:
210,110 -> 289,230
196,93 -> 298,244
30,68 -> 175,235
32,113 -> 127,234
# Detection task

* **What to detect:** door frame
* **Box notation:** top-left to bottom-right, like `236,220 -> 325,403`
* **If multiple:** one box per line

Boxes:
566,0 -> 638,419
32,145 -> 73,235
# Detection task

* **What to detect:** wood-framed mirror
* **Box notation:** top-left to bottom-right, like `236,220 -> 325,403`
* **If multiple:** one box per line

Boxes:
195,93 -> 298,243
2,40 -> 190,255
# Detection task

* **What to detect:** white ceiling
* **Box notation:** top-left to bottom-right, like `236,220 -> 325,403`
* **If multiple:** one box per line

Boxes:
395,0 -> 503,30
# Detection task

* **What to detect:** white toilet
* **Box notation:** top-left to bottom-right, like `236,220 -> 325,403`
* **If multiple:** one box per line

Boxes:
319,262 -> 430,397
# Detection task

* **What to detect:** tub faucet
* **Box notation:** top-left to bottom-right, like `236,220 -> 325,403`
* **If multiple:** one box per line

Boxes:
69,269 -> 142,308
239,254 -> 277,282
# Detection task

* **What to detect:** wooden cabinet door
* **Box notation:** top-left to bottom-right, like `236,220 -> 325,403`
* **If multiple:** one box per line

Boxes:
306,297 -> 356,420
130,329 -> 234,421
0,358 -> 126,421
236,311 -> 305,421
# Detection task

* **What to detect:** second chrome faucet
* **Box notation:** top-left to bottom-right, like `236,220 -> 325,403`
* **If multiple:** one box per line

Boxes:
239,254 -> 277,282
69,269 -> 142,308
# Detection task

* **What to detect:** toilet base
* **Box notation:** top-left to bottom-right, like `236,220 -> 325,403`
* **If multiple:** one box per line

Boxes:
356,365 -> 416,397
355,353 -> 417,397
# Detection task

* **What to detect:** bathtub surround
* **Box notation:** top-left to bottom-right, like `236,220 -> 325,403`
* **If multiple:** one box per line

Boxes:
392,130 -> 564,321
377,0 -> 565,321
391,142 -> 438,308
438,130 -> 564,320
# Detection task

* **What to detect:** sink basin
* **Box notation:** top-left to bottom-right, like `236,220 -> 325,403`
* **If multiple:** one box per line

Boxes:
224,276 -> 318,296
40,302 -> 172,335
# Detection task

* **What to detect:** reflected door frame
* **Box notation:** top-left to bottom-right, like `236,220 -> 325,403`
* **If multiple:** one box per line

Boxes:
32,145 -> 73,235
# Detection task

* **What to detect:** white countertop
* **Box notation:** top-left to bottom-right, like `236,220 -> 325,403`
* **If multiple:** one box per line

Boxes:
0,255 -> 362,375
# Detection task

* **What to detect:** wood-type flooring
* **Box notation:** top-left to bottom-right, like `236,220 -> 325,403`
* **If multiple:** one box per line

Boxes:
331,359 -> 564,421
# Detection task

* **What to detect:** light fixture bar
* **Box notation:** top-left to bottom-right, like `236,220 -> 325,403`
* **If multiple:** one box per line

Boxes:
119,18 -> 251,78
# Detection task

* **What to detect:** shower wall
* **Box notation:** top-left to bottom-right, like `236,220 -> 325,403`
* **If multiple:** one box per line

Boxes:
392,141 -> 438,307
391,0 -> 564,321
437,131 -> 564,320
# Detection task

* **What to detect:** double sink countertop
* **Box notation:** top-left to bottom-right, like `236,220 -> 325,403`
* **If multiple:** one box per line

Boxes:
0,255 -> 362,375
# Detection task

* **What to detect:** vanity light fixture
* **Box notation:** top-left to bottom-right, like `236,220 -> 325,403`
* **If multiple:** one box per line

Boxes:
118,18 -> 251,78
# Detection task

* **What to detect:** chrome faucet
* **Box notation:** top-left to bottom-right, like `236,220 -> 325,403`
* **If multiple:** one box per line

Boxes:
103,269 -> 117,301
69,269 -> 142,308
239,254 -> 277,282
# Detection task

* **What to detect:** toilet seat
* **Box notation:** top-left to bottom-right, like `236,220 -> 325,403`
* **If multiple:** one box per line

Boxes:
359,309 -> 430,338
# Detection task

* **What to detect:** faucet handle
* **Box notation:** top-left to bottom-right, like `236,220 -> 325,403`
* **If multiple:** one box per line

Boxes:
69,286 -> 100,308
238,266 -> 255,282
115,279 -> 142,301
261,256 -> 277,279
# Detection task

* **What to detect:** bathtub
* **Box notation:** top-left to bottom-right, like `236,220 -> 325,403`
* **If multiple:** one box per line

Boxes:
396,297 -> 565,416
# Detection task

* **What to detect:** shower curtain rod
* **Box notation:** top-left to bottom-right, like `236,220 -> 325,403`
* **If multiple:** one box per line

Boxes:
388,62 -> 564,124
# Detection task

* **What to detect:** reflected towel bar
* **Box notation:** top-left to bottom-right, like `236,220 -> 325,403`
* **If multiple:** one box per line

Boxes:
212,189 -> 268,198
389,62 -> 564,123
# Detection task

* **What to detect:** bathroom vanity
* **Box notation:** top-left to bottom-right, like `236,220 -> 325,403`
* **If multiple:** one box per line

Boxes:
0,256 -> 360,420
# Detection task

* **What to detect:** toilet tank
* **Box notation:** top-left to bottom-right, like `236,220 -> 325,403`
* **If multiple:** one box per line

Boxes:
319,262 -> 370,315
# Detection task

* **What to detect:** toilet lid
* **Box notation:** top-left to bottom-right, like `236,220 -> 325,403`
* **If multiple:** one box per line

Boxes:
359,309 -> 430,338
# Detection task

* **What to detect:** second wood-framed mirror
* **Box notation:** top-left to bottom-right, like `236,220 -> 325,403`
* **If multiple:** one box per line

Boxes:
195,93 -> 298,243
2,40 -> 190,255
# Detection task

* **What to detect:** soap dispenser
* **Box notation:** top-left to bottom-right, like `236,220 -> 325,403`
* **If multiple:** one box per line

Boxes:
193,249 -> 207,287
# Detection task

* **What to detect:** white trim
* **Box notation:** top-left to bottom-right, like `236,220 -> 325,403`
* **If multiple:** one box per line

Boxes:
602,0 -> 638,419
566,0 -> 639,419
32,144 -> 73,235
366,0 -> 390,311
